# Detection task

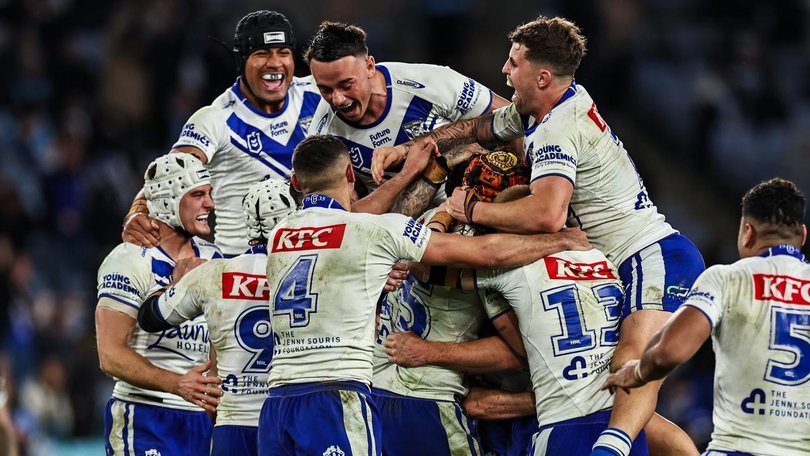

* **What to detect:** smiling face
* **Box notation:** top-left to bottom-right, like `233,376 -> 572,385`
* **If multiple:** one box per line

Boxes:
309,55 -> 375,123
502,42 -> 543,116
242,47 -> 295,113
179,184 -> 214,236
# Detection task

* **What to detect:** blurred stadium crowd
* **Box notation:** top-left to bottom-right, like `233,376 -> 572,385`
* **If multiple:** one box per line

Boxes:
0,0 -> 807,453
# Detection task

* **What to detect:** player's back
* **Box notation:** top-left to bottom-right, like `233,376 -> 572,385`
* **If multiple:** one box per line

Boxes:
477,249 -> 623,425
160,246 -> 273,426
266,195 -> 430,388
686,246 -> 810,455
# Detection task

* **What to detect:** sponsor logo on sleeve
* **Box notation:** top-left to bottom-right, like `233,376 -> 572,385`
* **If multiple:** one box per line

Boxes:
178,123 -> 211,148
272,224 -> 346,252
402,219 -> 427,246
101,273 -> 141,296
395,78 -> 426,89
685,287 -> 715,302
534,144 -> 576,166
545,257 -> 616,281
456,78 -> 478,115
753,274 -> 810,305
222,272 -> 271,300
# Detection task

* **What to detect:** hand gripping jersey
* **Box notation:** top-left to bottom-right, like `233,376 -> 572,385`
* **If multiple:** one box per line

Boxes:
173,77 -> 321,256
373,209 -> 500,400
491,84 -> 675,266
683,245 -> 810,456
96,239 -> 220,410
152,246 -> 271,427
476,249 -> 623,426
266,194 -> 431,387
308,62 -> 494,193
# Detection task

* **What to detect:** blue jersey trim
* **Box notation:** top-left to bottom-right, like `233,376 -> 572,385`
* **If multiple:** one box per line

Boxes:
760,244 -> 806,262
229,137 -> 292,177
229,78 -> 293,119
302,194 -> 347,211
268,380 -> 370,397
480,90 -> 494,116
530,172 -> 575,188
683,304 -> 714,330
98,293 -> 140,310
488,307 -> 513,322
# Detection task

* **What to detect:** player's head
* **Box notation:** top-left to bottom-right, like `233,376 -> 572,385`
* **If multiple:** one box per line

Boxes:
304,21 -> 375,123
462,151 -> 530,202
144,154 -> 214,236
242,178 -> 296,246
738,177 -> 806,256
503,16 -> 587,115
233,10 -> 295,112
291,135 -> 354,195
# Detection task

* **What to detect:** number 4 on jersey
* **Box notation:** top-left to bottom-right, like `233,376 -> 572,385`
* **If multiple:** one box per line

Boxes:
273,255 -> 319,327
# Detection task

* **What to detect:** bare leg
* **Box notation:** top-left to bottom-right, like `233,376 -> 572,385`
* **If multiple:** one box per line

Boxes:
645,413 -> 698,456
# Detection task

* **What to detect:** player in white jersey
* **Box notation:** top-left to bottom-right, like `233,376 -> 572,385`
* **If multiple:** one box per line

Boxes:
604,178 -> 810,456
372,16 -> 703,455
137,178 -> 296,456
305,21 -> 512,216
122,10 -> 320,257
258,135 -> 593,456
96,155 -> 223,456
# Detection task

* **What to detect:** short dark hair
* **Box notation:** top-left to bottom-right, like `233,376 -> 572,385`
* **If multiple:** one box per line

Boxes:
304,21 -> 368,63
292,135 -> 350,193
508,16 -> 587,77
742,177 -> 805,238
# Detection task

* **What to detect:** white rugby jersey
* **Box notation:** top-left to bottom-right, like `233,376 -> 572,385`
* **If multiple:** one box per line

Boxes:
308,62 -> 493,193
266,194 -> 431,387
492,84 -> 675,266
373,210 -> 495,400
96,239 -> 220,410
153,246 -> 271,427
476,249 -> 623,425
683,245 -> 810,455
173,77 -> 321,256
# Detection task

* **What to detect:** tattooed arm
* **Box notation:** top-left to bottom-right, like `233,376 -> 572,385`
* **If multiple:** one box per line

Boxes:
372,113 -> 505,185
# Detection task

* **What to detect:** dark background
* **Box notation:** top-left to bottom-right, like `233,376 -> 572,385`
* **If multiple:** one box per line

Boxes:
1,0 -> 808,453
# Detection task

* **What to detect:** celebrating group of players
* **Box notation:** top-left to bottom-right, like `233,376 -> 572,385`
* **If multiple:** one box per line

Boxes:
94,9 -> 810,456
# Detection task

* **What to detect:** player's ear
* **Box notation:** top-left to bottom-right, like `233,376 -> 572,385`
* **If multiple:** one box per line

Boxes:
290,174 -> 303,192
345,164 -> 356,184
801,224 -> 807,247
537,68 -> 552,89
741,222 -> 756,249
365,55 -> 376,78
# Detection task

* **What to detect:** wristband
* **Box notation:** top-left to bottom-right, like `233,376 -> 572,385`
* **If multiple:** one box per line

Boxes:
427,211 -> 455,233
421,156 -> 450,186
633,362 -> 646,384
463,190 -> 480,224
123,200 -> 149,227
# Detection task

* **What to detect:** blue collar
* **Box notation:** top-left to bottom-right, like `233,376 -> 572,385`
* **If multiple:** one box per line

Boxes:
552,79 -> 578,109
244,244 -> 268,255
302,193 -> 347,211
759,244 -> 807,262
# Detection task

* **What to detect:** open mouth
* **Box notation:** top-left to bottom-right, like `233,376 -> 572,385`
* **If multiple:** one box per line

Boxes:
261,73 -> 285,91
336,101 -> 358,116
195,214 -> 209,222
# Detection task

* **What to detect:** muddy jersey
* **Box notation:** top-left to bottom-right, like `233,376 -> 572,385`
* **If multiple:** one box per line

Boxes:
492,84 -> 675,266
96,239 -> 220,410
308,62 -> 493,193
154,246 -> 272,426
266,194 -> 431,387
683,245 -> 810,455
476,249 -> 623,426
173,77 -> 321,256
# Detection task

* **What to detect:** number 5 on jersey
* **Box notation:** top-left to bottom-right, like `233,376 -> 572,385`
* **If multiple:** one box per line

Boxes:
273,254 -> 319,327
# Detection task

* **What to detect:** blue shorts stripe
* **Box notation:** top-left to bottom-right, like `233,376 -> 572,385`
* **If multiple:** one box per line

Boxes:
123,404 -> 131,456
453,402 -> 478,456
633,253 -> 643,312
361,394 -> 374,456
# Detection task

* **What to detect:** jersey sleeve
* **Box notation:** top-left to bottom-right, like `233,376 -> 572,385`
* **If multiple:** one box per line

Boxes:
96,245 -> 152,319
377,213 -> 432,262
475,267 -> 529,315
478,288 -> 512,320
155,261 -> 216,326
172,106 -> 228,162
527,112 -> 579,185
491,104 -> 524,142
424,65 -> 493,120
682,265 -> 728,329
